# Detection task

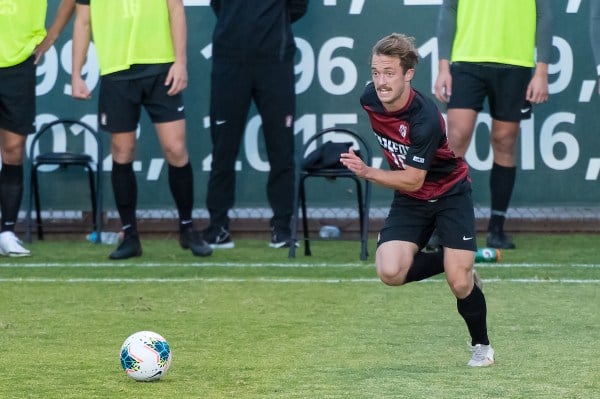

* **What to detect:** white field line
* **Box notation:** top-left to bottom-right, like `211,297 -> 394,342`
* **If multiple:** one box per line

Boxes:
1,277 -> 379,283
1,262 -> 600,268
1,262 -> 599,283
1,262 -> 365,268
0,277 -> 599,284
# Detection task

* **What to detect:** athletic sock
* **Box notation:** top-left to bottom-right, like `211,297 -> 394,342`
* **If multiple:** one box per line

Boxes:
488,163 -> 516,232
168,162 -> 194,224
0,163 -> 23,232
111,161 -> 138,234
405,250 -> 444,283
457,284 -> 490,346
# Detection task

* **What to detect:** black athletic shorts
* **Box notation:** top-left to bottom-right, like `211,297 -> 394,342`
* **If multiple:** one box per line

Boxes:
0,56 -> 36,135
377,179 -> 477,252
448,62 -> 532,122
97,71 -> 185,132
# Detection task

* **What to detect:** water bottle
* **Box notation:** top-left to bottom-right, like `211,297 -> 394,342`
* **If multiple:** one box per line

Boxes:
86,231 -> 121,245
475,247 -> 501,263
319,225 -> 341,239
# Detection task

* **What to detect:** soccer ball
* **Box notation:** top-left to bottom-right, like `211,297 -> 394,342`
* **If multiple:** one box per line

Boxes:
120,331 -> 172,382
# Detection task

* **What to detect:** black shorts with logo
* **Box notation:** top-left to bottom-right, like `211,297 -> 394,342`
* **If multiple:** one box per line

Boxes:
377,179 -> 477,251
448,62 -> 532,122
0,56 -> 36,135
98,69 -> 185,132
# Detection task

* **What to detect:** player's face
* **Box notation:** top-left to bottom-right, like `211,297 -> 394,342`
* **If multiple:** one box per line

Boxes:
371,54 -> 414,112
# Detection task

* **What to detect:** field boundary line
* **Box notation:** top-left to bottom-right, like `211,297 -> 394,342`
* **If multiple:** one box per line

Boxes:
1,277 -> 600,284
2,262 -> 600,268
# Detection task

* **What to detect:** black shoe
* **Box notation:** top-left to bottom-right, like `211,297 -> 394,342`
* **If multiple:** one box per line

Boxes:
109,234 -> 142,260
269,227 -> 299,249
486,231 -> 516,249
180,228 -> 213,257
202,225 -> 234,249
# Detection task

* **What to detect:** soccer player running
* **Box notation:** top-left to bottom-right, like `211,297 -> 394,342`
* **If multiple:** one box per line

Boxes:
340,33 -> 494,367
434,0 -> 553,249
71,0 -> 212,259
0,0 -> 75,257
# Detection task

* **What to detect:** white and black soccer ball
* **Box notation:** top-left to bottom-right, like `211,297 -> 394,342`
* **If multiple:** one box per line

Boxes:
120,331 -> 172,382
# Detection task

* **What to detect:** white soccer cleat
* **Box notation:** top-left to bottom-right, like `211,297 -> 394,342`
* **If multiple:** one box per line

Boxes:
468,344 -> 495,367
0,231 -> 31,257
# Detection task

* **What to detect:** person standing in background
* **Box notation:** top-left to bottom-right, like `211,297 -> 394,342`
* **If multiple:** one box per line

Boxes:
591,0 -> 600,94
0,0 -> 76,257
71,0 -> 212,259
435,0 -> 553,249
203,0 -> 308,249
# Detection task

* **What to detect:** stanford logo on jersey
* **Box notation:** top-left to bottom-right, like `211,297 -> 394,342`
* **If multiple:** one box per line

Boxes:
399,123 -> 408,138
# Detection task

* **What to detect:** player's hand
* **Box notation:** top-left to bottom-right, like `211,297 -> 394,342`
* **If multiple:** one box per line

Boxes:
526,74 -> 549,104
165,61 -> 188,96
434,62 -> 452,103
340,147 -> 369,178
71,76 -> 91,100
526,65 -> 549,104
33,36 -> 54,65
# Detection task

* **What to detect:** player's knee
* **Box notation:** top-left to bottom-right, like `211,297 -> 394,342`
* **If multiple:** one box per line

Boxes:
0,141 -> 26,163
111,151 -> 135,164
376,263 -> 407,286
447,276 -> 471,298
162,143 -> 188,165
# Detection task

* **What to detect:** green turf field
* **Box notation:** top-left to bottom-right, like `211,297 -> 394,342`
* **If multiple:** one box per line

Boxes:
1,233 -> 599,398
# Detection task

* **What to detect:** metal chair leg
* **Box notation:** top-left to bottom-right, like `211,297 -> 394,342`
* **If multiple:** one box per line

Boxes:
32,167 -> 44,240
299,178 -> 312,256
86,166 -> 97,232
355,180 -> 368,261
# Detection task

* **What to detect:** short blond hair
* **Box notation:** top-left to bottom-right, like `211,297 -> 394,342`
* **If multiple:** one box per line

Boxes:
372,33 -> 419,73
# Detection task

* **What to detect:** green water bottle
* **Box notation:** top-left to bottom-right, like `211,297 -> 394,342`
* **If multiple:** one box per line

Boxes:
475,247 -> 501,263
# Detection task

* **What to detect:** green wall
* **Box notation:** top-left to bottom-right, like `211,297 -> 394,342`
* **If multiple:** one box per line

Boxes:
33,0 -> 599,210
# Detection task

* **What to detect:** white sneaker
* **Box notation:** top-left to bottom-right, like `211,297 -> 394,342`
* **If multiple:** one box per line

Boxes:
468,344 -> 495,367
0,231 -> 31,257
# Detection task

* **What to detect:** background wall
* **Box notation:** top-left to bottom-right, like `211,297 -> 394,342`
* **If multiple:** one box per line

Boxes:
32,0 -> 599,218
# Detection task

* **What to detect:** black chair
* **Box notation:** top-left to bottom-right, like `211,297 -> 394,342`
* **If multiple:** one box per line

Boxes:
25,119 -> 104,242
289,127 -> 372,260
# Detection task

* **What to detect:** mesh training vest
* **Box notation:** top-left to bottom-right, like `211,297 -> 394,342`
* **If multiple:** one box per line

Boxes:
0,0 -> 47,67
451,0 -> 537,67
90,0 -> 175,75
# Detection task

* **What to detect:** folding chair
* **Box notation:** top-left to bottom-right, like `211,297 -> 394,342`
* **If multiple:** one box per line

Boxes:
289,127 -> 372,260
25,119 -> 104,242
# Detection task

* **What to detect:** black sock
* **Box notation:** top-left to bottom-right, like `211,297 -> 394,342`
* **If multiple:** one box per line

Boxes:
457,285 -> 489,346
168,162 -> 194,225
111,161 -> 138,235
0,163 -> 23,232
488,163 -> 516,233
405,250 -> 445,283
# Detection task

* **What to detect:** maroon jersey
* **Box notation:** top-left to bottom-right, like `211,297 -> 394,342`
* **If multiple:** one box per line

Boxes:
360,82 -> 469,200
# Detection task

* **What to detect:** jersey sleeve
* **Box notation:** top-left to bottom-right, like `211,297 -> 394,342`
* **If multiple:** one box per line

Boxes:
403,111 -> 443,171
534,0 -> 554,64
436,0 -> 458,60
